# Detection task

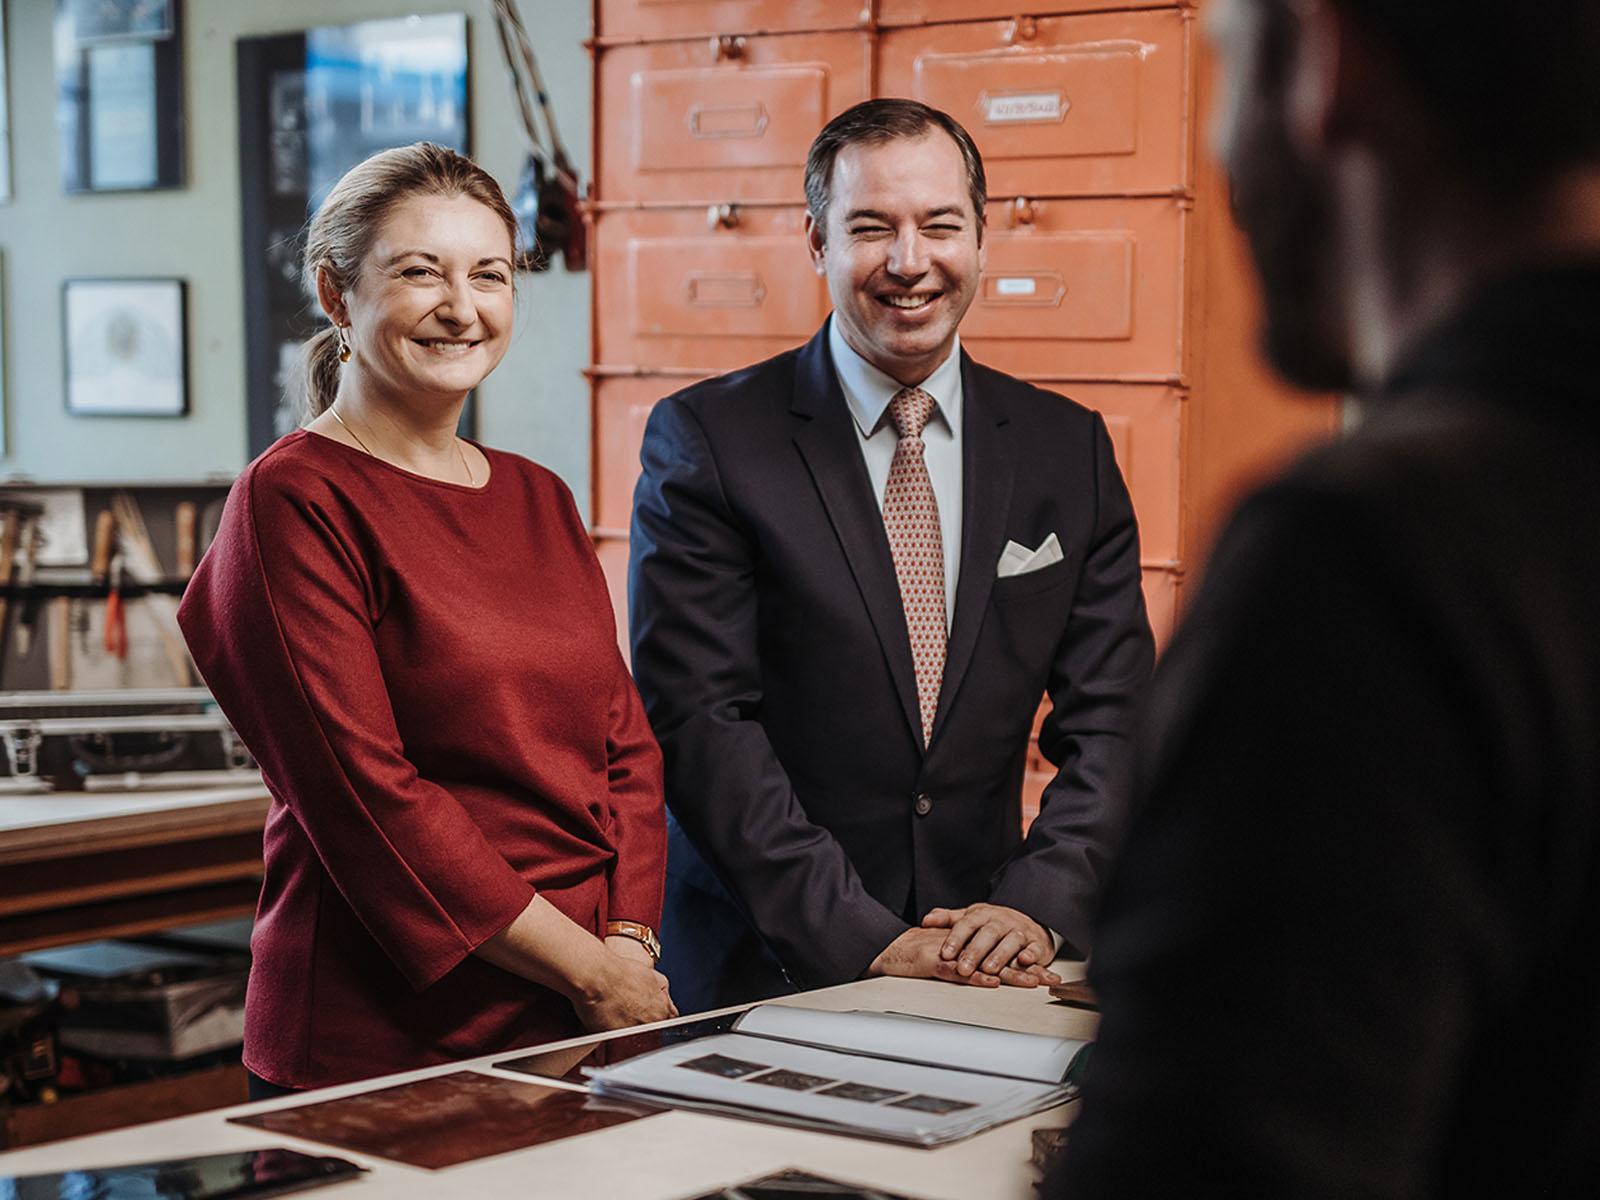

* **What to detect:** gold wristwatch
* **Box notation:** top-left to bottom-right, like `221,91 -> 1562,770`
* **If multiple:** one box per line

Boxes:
604,920 -> 661,963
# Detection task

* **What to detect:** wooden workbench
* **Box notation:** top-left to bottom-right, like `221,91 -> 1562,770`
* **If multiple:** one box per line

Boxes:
0,974 -> 1095,1198
0,784 -> 269,960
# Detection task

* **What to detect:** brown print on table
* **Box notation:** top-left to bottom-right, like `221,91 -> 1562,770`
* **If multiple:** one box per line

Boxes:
231,1071 -> 660,1169
745,1067 -> 837,1091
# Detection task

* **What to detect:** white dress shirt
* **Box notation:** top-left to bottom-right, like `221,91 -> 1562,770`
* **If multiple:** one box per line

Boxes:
829,318 -> 1063,961
828,316 -> 964,631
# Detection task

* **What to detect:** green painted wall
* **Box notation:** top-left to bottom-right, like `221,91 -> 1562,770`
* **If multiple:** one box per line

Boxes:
0,0 -> 595,516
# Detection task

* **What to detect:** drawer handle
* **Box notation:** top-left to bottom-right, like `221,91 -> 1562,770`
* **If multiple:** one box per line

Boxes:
689,102 -> 769,140
981,271 -> 1066,306
707,203 -> 741,230
1003,15 -> 1039,44
685,272 -> 767,308
710,34 -> 747,61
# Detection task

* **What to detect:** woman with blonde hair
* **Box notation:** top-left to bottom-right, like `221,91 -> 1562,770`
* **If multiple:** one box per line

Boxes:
180,142 -> 673,1097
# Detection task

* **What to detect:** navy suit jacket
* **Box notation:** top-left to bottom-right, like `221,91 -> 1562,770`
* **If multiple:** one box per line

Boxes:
629,322 -> 1154,1005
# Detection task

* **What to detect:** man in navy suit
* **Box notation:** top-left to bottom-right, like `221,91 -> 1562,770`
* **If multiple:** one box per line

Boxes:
630,100 -> 1154,1011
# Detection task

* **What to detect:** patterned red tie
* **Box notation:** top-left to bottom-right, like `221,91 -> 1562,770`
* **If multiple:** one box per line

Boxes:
884,386 -> 946,747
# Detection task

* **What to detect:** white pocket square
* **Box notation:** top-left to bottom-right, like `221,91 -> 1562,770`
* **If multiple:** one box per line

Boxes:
996,533 -> 1064,578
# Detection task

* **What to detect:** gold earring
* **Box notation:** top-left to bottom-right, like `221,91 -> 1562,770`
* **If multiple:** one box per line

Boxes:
337,326 -> 352,363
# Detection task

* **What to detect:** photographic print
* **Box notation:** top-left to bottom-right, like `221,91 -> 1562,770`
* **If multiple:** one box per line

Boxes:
817,1082 -> 906,1104
63,278 -> 188,416
885,1094 -> 976,1115
677,1054 -> 769,1080
746,1068 -> 837,1092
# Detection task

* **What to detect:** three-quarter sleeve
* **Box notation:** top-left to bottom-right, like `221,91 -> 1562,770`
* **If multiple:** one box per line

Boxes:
179,464 -> 535,992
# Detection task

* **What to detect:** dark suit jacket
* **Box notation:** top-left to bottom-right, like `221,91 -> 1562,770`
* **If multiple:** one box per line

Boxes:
1049,265 -> 1600,1196
628,322 -> 1153,1004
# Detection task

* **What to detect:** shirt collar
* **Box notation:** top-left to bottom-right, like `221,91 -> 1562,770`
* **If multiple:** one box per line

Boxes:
828,315 -> 963,439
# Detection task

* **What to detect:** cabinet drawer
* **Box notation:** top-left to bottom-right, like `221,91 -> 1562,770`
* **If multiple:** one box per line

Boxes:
596,0 -> 867,41
593,206 -> 826,371
880,1 -> 1174,27
593,374 -> 711,535
879,10 -> 1192,198
596,32 -> 871,204
1031,381 -> 1183,564
961,196 -> 1186,380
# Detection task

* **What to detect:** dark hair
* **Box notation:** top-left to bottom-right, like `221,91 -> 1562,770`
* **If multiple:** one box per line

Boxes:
296,142 -> 518,419
804,98 -> 987,235
1323,0 -> 1600,191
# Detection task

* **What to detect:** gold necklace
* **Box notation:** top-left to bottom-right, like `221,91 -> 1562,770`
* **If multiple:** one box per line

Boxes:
329,405 -> 477,487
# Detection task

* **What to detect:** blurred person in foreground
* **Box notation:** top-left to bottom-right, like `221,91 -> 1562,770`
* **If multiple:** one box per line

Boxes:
179,143 -> 672,1096
1049,0 -> 1600,1194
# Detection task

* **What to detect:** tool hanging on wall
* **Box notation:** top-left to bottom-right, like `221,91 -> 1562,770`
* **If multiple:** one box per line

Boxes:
14,515 -> 41,660
491,0 -> 588,273
104,556 -> 128,660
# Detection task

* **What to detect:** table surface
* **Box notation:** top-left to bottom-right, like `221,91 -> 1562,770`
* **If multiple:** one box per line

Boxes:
0,783 -> 270,861
0,973 -> 1096,1199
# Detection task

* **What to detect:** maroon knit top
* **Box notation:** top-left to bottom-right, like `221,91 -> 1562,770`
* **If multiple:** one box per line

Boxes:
178,431 -> 665,1089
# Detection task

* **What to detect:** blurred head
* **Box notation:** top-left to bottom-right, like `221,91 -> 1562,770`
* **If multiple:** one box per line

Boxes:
804,99 -> 988,386
298,142 -> 519,419
1208,0 -> 1600,389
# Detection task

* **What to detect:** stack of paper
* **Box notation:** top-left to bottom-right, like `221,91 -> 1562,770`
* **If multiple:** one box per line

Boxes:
585,1005 -> 1090,1147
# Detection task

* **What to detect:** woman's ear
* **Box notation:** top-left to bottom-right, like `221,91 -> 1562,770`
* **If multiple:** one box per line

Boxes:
315,262 -> 349,326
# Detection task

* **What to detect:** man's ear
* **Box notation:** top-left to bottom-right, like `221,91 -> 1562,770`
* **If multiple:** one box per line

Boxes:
804,211 -> 827,277
314,262 -> 349,326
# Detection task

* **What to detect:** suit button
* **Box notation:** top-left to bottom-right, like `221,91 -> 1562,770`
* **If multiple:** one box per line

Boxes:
914,793 -> 933,817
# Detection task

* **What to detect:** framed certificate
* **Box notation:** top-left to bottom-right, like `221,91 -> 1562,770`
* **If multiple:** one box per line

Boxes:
55,0 -> 184,193
62,278 -> 189,417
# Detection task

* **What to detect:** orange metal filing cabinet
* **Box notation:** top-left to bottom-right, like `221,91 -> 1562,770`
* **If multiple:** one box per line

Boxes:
592,205 -> 828,372
878,0 -> 1174,27
878,10 -> 1193,199
595,0 -> 868,42
596,31 -> 873,205
587,2 -> 1341,828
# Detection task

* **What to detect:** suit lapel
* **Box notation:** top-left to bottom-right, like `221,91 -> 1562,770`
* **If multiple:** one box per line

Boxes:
933,353 -> 1014,744
790,325 -> 924,748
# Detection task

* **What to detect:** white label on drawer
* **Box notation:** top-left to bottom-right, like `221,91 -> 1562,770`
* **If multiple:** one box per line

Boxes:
983,91 -> 1068,125
995,277 -> 1038,296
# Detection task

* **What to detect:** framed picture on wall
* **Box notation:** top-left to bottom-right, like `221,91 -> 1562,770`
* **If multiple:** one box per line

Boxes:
62,278 -> 188,417
55,0 -> 184,193
236,13 -> 469,457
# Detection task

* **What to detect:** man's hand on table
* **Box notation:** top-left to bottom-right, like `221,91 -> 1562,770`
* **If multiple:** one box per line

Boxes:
870,927 -> 1000,986
920,904 -> 1062,987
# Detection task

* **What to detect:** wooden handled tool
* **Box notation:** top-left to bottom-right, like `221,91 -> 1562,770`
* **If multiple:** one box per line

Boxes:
175,501 -> 198,579
90,510 -> 116,583
14,515 -> 41,658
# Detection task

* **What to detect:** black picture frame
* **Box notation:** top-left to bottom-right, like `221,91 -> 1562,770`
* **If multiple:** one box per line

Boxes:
236,14 -> 470,458
56,0 -> 184,194
62,277 -> 190,417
